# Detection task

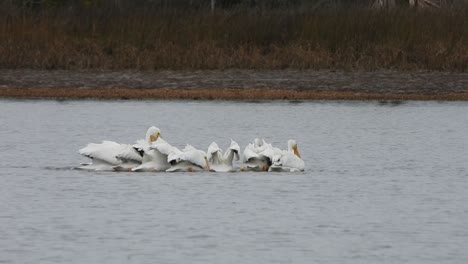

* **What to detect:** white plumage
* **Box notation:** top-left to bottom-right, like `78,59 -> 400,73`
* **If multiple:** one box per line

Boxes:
78,141 -> 140,171
241,138 -> 276,172
77,127 -> 305,173
131,137 -> 175,172
78,126 -> 160,171
269,140 -> 305,172
207,140 -> 240,172
166,144 -> 210,172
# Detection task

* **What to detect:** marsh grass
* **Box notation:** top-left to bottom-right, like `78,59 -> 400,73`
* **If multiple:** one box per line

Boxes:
1,6 -> 467,71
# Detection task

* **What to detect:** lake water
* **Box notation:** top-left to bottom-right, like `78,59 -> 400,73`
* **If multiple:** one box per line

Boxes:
1,100 -> 467,264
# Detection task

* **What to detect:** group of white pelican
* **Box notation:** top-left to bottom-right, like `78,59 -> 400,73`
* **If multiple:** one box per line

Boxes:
78,126 -> 305,172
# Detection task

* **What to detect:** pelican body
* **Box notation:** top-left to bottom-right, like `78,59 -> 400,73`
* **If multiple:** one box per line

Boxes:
269,140 -> 305,172
78,126 -> 161,171
78,141 -> 141,171
241,138 -> 275,172
131,137 -> 175,172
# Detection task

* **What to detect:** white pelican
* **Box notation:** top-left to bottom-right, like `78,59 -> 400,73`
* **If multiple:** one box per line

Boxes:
240,138 -> 276,172
166,144 -> 210,172
269,140 -> 305,172
78,126 -> 160,171
131,136 -> 179,172
207,140 -> 241,172
113,126 -> 163,171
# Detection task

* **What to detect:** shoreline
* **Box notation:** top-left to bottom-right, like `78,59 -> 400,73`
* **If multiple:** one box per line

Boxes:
1,69 -> 467,101
2,88 -> 468,101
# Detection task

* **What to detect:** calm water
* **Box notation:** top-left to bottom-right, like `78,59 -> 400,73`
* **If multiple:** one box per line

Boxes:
1,100 -> 467,264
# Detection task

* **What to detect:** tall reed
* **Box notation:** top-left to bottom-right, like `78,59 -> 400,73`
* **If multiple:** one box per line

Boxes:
1,5 -> 467,71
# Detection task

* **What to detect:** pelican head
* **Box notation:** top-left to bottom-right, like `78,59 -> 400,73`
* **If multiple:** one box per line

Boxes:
146,126 -> 161,143
288,139 -> 301,159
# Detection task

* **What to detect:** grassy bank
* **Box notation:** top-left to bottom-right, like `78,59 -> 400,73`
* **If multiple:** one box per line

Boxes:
1,6 -> 467,71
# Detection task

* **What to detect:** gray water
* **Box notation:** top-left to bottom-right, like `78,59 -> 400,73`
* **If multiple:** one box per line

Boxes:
1,100 -> 467,264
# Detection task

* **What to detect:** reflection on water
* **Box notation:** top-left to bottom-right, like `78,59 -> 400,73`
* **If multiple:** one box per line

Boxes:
1,100 -> 468,264
378,100 -> 405,106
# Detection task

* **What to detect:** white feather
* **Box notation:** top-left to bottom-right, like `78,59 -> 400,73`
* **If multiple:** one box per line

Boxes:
77,126 -> 161,171
208,140 -> 240,172
241,138 -> 275,171
166,144 -> 208,172
269,140 -> 305,172
132,137 -> 175,172
78,141 -> 137,171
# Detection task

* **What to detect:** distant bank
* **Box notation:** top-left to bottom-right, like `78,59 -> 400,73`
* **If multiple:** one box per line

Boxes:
1,70 -> 467,101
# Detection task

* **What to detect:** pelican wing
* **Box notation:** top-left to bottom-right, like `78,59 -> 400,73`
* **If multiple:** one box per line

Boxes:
259,147 -> 275,162
130,138 -> 176,172
224,140 -> 240,161
169,145 -> 207,168
79,141 -> 129,165
242,143 -> 259,162
207,142 -> 223,163
133,139 -> 150,152
115,140 -> 144,163
150,138 -> 179,156
167,144 -> 195,165
243,140 -> 274,163
181,149 -> 207,168
221,139 -> 240,162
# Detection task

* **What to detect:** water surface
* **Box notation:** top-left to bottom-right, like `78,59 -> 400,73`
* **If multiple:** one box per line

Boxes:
1,100 -> 467,263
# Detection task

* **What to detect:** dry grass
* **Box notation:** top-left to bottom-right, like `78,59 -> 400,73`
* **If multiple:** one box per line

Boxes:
0,7 -> 467,71
2,88 -> 468,101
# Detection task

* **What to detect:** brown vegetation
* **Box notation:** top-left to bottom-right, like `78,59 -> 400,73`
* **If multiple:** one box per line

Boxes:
2,88 -> 468,100
0,5 -> 467,71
